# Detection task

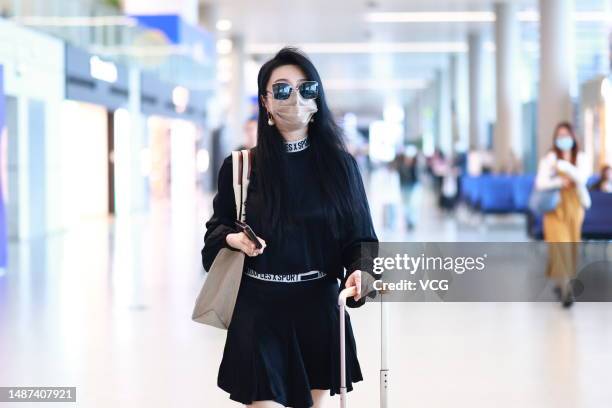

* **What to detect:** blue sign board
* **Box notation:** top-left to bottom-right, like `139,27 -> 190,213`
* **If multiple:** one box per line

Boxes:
130,14 -> 215,65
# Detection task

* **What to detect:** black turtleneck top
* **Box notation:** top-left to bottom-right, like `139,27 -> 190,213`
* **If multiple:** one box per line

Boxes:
200,136 -> 379,306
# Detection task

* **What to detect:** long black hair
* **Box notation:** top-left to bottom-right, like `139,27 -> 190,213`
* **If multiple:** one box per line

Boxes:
254,47 -> 363,239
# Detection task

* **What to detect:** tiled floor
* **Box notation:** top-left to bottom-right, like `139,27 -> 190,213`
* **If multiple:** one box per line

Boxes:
1,177 -> 611,408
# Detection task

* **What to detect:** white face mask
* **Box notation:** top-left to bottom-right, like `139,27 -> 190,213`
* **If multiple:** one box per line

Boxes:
555,136 -> 574,152
269,90 -> 318,133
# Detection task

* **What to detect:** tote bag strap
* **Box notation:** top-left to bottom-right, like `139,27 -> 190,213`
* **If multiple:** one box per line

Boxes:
231,151 -> 242,220
231,149 -> 253,222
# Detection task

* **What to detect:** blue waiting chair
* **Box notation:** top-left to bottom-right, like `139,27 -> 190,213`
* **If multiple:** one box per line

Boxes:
582,192 -> 612,239
479,176 -> 516,213
528,191 -> 612,240
512,175 -> 535,213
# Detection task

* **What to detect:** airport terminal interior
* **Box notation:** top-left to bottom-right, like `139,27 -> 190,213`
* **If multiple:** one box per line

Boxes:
1,0 -> 612,407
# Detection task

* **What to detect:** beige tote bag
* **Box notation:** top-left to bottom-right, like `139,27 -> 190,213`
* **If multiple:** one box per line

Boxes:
192,149 -> 252,329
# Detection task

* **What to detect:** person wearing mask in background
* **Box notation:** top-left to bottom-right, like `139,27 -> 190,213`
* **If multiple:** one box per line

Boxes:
201,47 -> 378,408
590,164 -> 612,192
236,116 -> 258,151
535,121 -> 591,308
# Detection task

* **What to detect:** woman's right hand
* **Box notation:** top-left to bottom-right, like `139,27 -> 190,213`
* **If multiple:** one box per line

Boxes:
226,232 -> 266,257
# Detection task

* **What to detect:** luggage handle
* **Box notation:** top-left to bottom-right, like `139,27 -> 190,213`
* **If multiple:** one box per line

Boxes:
338,286 -> 358,306
338,286 -> 358,408
338,286 -> 389,408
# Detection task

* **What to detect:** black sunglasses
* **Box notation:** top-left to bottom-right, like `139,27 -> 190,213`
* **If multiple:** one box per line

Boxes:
267,81 -> 319,100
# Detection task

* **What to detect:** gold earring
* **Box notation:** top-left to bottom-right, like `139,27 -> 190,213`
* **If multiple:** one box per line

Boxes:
267,112 -> 275,126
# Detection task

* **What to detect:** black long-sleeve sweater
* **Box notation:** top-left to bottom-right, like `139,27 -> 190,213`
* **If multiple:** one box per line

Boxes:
201,137 -> 379,307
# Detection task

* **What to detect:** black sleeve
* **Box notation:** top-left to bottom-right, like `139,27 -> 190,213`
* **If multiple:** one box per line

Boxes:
339,153 -> 380,308
201,154 -> 238,272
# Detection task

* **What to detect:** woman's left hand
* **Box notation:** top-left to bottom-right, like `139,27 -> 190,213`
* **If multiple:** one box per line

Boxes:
345,270 -> 362,301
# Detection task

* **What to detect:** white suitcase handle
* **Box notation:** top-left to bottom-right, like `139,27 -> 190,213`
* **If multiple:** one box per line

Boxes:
338,286 -> 390,408
338,286 -> 358,408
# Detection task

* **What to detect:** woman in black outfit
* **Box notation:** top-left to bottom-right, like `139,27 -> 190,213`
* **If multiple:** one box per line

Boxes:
201,47 -> 379,408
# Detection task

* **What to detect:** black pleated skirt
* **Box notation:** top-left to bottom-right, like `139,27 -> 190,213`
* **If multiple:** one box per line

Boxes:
217,273 -> 363,408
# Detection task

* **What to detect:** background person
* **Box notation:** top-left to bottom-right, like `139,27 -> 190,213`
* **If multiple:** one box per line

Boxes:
394,147 -> 418,230
590,164 -> 612,192
236,115 -> 258,151
534,121 -> 591,307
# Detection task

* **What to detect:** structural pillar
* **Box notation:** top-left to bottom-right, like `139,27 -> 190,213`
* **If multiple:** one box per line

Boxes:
128,67 -> 147,213
494,2 -> 521,172
538,0 -> 573,159
228,34 -> 248,151
437,68 -> 452,157
449,54 -> 460,154
468,31 -> 486,151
